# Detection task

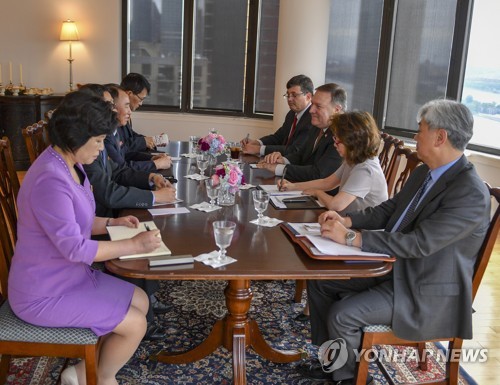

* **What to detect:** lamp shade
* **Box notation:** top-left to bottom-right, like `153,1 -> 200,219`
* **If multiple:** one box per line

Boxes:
60,20 -> 80,41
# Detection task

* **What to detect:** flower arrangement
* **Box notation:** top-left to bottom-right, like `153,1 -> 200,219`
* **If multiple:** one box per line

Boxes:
212,162 -> 245,193
198,133 -> 226,156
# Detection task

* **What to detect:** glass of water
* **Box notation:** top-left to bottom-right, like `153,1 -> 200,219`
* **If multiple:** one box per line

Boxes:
196,153 -> 209,176
189,135 -> 200,154
252,190 -> 269,225
212,221 -> 236,262
205,179 -> 220,208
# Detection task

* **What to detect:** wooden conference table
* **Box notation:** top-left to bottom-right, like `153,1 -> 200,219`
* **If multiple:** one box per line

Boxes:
105,141 -> 393,385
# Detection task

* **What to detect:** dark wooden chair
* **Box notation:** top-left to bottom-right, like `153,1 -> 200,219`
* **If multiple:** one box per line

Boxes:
22,120 -> 49,165
0,137 -> 20,256
0,147 -> 101,384
390,147 -> 422,196
355,184 -> 500,385
378,133 -> 404,182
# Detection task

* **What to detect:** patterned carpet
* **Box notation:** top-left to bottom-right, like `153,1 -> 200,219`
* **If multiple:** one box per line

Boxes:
5,280 -> 477,384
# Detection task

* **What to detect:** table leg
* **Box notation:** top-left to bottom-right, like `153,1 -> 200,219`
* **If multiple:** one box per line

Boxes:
151,279 -> 305,384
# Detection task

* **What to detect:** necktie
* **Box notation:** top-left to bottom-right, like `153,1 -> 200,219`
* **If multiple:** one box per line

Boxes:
313,129 -> 324,151
396,172 -> 432,231
285,115 -> 298,146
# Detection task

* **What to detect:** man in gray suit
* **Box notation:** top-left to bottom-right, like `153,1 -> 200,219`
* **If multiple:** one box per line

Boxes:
299,99 -> 491,384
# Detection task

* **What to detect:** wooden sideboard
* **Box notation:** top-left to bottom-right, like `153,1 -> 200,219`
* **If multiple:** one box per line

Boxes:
0,94 -> 64,170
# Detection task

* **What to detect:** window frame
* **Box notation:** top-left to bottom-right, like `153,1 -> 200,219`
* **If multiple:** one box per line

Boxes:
121,0 -> 271,120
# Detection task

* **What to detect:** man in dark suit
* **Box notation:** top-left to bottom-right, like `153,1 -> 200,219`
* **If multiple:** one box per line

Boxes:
257,83 -> 345,182
242,74 -> 314,156
104,84 -> 172,172
299,99 -> 491,384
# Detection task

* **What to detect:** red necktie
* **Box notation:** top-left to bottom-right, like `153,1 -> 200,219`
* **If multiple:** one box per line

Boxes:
285,115 -> 298,146
313,129 -> 324,151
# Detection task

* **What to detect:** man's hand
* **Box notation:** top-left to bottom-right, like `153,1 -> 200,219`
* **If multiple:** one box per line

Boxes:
320,218 -> 350,244
256,162 -> 277,173
318,210 -> 349,226
153,186 -> 177,203
262,152 -> 284,164
242,143 -> 261,155
241,137 -> 258,147
145,136 -> 156,149
153,155 -> 172,170
277,179 -> 294,191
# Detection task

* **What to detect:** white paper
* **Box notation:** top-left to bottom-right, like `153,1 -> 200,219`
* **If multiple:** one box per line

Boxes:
239,183 -> 256,190
305,235 -> 391,258
194,250 -> 237,268
184,173 -> 209,180
258,184 -> 303,196
107,221 -> 171,259
153,198 -> 183,206
287,222 -> 321,236
249,216 -> 283,227
189,202 -> 222,212
148,207 -> 191,216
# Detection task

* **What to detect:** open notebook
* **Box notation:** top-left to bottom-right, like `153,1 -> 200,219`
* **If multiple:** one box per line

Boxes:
107,221 -> 172,260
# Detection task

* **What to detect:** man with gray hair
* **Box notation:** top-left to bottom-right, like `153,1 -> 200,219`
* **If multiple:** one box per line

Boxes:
298,99 -> 491,384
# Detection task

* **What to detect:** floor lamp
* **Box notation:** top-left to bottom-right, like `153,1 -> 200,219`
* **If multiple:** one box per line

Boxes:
60,20 -> 80,92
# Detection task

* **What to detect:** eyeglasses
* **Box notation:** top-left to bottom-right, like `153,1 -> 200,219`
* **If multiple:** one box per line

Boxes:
283,92 -> 304,99
134,93 -> 146,102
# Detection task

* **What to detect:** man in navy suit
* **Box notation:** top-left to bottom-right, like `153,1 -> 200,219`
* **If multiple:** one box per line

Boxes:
257,83 -> 345,182
242,74 -> 314,156
299,99 -> 490,384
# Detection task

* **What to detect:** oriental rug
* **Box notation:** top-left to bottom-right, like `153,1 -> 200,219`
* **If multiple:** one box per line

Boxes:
5,280 -> 477,385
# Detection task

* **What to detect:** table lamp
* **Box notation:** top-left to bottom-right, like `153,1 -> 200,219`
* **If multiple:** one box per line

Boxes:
60,20 -> 80,92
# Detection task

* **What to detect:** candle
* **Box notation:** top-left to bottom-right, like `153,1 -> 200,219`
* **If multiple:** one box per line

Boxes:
19,64 -> 23,84
9,61 -> 12,83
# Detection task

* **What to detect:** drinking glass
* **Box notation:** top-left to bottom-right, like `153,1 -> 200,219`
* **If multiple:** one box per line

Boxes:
230,142 -> 242,160
213,221 -> 236,262
252,190 -> 269,225
189,135 -> 200,154
196,153 -> 209,176
205,179 -> 220,208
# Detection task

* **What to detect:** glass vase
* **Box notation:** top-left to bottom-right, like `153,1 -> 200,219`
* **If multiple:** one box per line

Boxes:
218,184 -> 237,206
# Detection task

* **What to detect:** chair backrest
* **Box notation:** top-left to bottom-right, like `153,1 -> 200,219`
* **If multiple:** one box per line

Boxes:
391,147 -> 422,196
378,133 -> 404,181
0,138 -> 19,261
472,185 -> 500,300
22,120 -> 49,164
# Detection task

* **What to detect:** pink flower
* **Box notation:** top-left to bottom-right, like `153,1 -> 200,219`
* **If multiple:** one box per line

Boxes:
211,174 -> 220,185
227,169 -> 239,185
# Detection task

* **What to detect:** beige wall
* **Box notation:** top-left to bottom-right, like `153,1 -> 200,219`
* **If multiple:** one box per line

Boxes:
1,0 -> 499,186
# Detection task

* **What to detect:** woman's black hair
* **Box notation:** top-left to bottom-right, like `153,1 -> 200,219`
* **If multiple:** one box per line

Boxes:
48,91 -> 117,153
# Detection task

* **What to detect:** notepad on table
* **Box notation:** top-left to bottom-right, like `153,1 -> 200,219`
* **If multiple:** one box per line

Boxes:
107,221 -> 172,260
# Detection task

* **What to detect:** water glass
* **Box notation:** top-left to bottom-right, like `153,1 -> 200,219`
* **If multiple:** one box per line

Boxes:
252,190 -> 269,224
205,179 -> 220,208
189,135 -> 200,154
196,153 -> 209,176
213,221 -> 236,262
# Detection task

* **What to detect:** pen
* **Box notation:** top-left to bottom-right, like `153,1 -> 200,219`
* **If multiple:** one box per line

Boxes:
164,176 -> 178,184
144,223 -> 151,231
279,166 -> 287,192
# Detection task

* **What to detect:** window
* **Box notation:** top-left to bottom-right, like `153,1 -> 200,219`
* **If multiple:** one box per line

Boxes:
125,0 -> 279,117
461,0 -> 500,153
325,0 -> 384,112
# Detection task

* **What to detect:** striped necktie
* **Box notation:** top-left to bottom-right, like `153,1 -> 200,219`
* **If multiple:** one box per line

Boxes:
285,115 -> 298,146
396,172 -> 432,231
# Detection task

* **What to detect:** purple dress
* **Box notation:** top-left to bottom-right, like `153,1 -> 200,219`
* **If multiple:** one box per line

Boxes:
8,147 -> 135,336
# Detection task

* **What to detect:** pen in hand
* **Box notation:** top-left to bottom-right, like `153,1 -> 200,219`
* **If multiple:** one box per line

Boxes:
144,223 -> 151,231
279,166 -> 287,192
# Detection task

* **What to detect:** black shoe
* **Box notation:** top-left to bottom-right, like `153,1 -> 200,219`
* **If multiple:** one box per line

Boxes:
152,300 -> 170,314
296,360 -> 333,382
295,313 -> 310,322
144,325 -> 166,341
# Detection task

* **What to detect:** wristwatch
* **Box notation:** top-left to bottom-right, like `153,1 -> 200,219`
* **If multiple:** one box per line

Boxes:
345,230 -> 357,247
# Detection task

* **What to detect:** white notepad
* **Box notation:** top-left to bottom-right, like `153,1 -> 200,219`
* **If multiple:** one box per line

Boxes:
107,221 -> 172,260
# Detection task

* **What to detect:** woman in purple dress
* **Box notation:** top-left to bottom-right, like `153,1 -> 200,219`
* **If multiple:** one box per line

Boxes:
8,92 -> 162,385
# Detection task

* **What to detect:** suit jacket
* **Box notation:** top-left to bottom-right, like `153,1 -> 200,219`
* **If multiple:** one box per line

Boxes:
348,155 -> 490,340
261,107 -> 313,156
122,120 -> 148,153
282,127 -> 342,182
83,148 -> 154,218
104,129 -> 156,172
